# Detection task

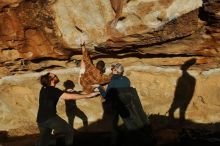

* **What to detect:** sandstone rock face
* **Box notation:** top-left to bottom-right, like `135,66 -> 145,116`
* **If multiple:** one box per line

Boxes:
0,1 -> 70,63
0,0 -> 203,63
0,0 -> 214,78
52,0 -> 114,47
52,0 -> 202,48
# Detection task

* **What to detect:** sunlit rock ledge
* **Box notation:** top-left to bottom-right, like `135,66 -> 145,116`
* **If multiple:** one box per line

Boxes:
52,0 -> 202,47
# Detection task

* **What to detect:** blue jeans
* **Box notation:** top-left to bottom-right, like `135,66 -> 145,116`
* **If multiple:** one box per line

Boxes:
37,115 -> 74,146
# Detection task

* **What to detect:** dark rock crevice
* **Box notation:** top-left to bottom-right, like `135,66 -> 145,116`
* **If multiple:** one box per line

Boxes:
33,65 -> 64,72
